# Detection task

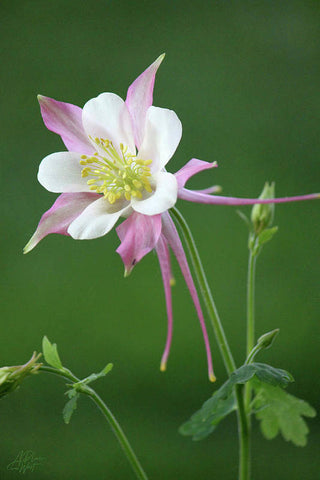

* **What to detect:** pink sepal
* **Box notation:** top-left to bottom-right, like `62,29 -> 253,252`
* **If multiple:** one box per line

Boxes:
161,212 -> 215,382
155,235 -> 174,372
178,189 -> 320,205
116,212 -> 162,275
24,192 -> 100,253
125,54 -> 165,149
175,158 -> 217,190
38,95 -> 94,155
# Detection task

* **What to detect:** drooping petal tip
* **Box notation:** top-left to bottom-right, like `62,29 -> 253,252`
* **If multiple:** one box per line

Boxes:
23,239 -> 34,255
124,266 -> 132,278
160,360 -> 167,372
23,193 -> 101,254
209,371 -> 216,383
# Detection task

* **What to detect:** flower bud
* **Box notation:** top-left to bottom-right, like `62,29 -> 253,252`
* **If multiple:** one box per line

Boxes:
0,352 -> 42,399
257,329 -> 279,350
251,182 -> 275,234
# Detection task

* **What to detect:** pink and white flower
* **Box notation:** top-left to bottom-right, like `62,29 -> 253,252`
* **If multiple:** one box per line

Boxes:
24,55 -> 319,381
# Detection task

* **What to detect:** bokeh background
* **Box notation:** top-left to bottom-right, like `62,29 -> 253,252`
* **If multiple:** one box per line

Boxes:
1,1 -> 319,479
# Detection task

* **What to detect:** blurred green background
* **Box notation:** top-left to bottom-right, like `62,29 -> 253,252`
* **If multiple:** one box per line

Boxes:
1,1 -> 319,478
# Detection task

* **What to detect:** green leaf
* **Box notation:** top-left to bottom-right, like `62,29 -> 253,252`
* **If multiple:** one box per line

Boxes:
253,382 -> 316,447
73,363 -> 113,389
180,363 -> 293,441
63,392 -> 80,424
251,363 -> 293,387
42,336 -> 63,369
228,363 -> 293,391
180,366 -> 254,441
257,226 -> 278,246
179,390 -> 236,441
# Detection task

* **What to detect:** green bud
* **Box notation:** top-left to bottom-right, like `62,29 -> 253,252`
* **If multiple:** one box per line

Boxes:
0,352 -> 42,399
257,329 -> 279,350
251,182 -> 275,234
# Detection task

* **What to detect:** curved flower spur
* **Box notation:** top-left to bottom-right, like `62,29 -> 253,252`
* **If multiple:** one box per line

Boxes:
24,55 -> 319,381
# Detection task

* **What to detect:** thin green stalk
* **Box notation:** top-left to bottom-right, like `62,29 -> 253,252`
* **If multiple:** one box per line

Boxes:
237,385 -> 250,480
39,365 -> 149,480
170,207 -> 250,480
245,249 -> 257,414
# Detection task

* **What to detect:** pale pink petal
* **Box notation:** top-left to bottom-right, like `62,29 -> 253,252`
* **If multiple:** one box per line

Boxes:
38,152 -> 91,193
131,172 -> 178,216
23,192 -> 100,254
68,197 -> 130,240
126,54 -> 165,149
155,234 -> 174,372
82,93 -> 135,154
137,106 -> 182,173
161,211 -> 215,382
175,159 -> 217,189
116,212 -> 162,275
38,95 -> 94,155
178,189 -> 320,205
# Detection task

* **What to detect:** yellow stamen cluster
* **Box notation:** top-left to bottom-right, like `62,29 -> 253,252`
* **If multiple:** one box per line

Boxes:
80,138 -> 153,204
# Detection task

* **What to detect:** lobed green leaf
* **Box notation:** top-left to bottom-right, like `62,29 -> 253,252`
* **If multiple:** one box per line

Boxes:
63,392 -> 80,424
253,382 -> 316,447
42,336 -> 63,370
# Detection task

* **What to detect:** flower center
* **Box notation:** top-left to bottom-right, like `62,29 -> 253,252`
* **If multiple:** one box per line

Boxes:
80,137 -> 153,204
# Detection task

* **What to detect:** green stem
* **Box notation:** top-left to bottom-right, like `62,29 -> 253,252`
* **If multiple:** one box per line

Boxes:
245,249 -> 257,413
237,385 -> 250,480
170,207 -> 250,480
39,366 -> 149,480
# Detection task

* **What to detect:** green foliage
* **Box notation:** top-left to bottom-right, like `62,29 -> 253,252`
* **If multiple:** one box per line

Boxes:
250,363 -> 293,387
257,226 -> 278,246
41,336 -> 113,424
72,363 -> 113,389
249,227 -> 278,257
63,390 -> 80,424
252,381 -> 316,447
180,363 -> 292,440
179,391 -> 236,440
42,336 -> 63,370
62,363 -> 113,424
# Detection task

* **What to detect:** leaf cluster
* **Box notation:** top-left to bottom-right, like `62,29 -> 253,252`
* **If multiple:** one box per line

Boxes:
42,337 -> 113,424
180,362 -> 315,446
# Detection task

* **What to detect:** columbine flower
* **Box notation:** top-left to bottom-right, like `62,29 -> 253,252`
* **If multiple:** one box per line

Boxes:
24,55 -> 319,381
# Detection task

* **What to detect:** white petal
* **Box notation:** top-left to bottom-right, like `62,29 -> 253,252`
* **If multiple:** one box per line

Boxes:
38,152 -> 91,193
68,196 -> 130,239
137,106 -> 182,173
82,93 -> 136,154
131,172 -> 178,216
